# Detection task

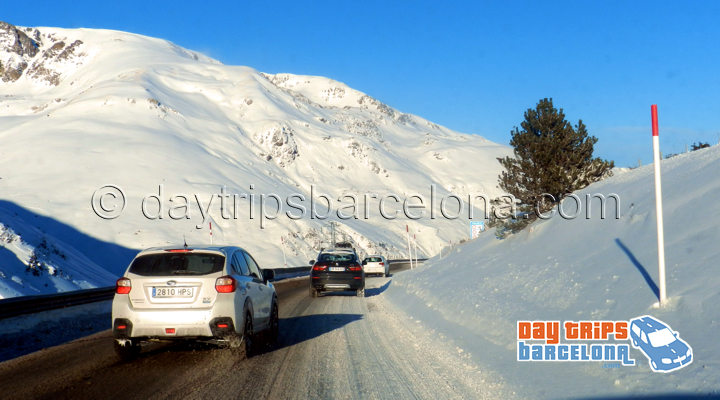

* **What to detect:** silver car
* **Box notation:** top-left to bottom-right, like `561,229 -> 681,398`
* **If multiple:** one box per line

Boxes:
111,245 -> 278,360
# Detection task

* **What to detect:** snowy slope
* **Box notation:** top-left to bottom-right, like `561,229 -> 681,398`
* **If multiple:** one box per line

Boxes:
387,145 -> 720,398
0,22 -> 509,297
0,201 -> 135,299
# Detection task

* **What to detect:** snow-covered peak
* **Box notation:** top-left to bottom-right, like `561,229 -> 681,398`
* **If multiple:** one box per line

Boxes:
1,21 -> 219,92
264,73 -> 367,108
261,72 -> 463,139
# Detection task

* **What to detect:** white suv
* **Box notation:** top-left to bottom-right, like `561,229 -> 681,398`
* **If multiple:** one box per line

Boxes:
362,255 -> 388,277
111,245 -> 278,360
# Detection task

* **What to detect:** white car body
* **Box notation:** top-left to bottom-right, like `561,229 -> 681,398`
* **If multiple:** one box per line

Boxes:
111,245 -> 277,357
362,255 -> 388,277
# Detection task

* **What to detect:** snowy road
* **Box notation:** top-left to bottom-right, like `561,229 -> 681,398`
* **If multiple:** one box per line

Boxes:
0,271 -> 512,400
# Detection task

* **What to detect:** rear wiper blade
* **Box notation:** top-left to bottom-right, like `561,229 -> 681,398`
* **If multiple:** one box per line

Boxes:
171,270 -> 202,275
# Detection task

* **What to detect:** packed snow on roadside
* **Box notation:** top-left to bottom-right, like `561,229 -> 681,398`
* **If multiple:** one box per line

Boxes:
387,145 -> 720,399
0,300 -> 111,362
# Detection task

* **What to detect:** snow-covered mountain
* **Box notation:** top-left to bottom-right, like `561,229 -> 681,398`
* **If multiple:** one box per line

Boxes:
388,144 -> 720,398
0,22 -> 510,298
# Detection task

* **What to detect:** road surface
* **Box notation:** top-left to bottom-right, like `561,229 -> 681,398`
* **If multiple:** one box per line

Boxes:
0,267 -> 512,399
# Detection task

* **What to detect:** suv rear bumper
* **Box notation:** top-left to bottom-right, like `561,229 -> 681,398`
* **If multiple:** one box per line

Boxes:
113,316 -> 238,340
112,300 -> 239,339
112,294 -> 243,339
311,275 -> 364,291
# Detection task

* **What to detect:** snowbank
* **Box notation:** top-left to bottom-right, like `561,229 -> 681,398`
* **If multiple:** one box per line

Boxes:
388,145 -> 720,398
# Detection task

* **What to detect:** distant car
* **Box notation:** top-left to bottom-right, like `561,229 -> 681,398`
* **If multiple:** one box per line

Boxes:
111,245 -> 278,361
362,255 -> 388,277
629,315 -> 692,372
309,248 -> 365,297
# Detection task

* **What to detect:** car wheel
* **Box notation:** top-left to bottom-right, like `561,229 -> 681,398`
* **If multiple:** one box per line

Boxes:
356,288 -> 364,297
114,339 -> 140,362
267,301 -> 279,347
310,287 -> 318,298
228,312 -> 254,359
239,312 -> 254,359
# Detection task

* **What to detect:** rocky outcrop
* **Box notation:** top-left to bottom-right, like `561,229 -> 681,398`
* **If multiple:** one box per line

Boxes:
0,21 -> 39,82
0,21 -> 85,85
254,123 -> 299,167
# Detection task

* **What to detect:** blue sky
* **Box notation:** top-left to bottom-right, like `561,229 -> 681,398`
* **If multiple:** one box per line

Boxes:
5,1 -> 719,167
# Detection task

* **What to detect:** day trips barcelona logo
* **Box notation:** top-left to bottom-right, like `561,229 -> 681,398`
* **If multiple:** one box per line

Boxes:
517,315 -> 693,373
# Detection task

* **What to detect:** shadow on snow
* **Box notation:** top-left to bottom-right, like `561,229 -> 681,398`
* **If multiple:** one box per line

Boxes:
615,238 -> 660,301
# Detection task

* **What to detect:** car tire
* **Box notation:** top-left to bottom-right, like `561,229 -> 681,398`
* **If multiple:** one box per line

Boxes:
239,312 -> 254,359
114,339 -> 140,362
267,301 -> 279,347
310,287 -> 318,298
356,288 -> 364,297
227,312 -> 254,359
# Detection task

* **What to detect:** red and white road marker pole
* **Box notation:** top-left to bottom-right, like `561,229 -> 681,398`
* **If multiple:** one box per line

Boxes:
406,225 -> 414,269
413,233 -> 418,267
651,104 -> 667,305
281,236 -> 288,268
209,222 -> 213,245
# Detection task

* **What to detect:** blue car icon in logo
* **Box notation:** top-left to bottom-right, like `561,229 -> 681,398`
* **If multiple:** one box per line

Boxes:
629,315 -> 693,373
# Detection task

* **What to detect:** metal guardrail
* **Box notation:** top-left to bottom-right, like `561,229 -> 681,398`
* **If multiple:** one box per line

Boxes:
0,266 -> 310,320
0,261 -> 425,319
0,287 -> 116,320
272,266 -> 310,280
388,259 -> 428,263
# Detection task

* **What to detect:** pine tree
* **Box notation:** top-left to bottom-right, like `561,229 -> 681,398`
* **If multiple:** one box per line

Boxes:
498,98 -> 614,214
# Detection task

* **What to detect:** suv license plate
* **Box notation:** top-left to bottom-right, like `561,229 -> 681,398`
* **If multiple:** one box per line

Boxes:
153,287 -> 194,298
329,267 -> 345,272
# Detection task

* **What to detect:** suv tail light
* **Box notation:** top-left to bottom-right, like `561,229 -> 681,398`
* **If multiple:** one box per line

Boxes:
116,277 -> 131,294
379,262 -> 384,266
312,264 -> 328,271
348,264 -> 362,271
215,276 -> 236,293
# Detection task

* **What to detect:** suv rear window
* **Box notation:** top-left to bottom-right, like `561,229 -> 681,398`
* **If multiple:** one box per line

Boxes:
129,252 -> 225,276
365,257 -> 382,262
318,253 -> 356,263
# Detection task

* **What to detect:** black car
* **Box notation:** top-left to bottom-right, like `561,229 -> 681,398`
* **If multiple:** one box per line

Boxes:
309,249 -> 365,297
